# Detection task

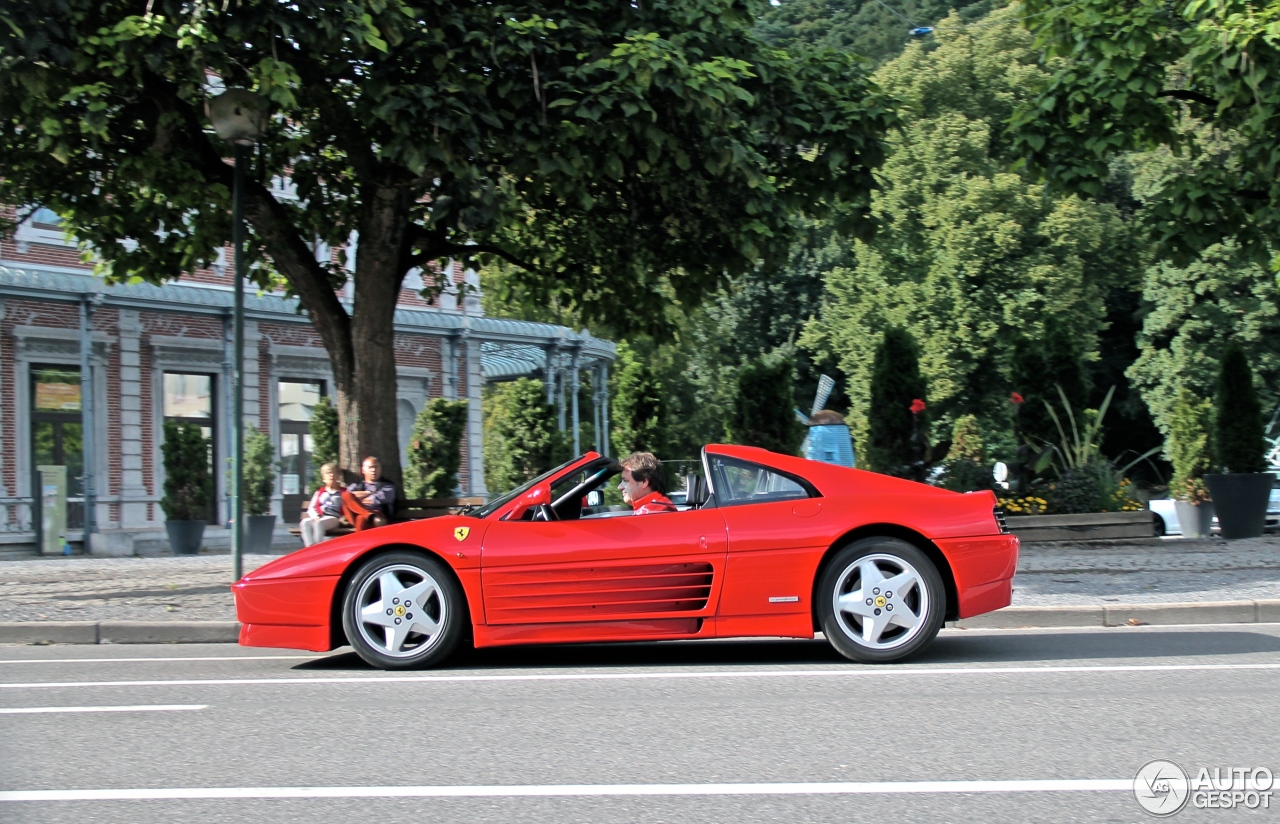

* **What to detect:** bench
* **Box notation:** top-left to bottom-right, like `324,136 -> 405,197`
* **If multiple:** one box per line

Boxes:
288,496 -> 486,539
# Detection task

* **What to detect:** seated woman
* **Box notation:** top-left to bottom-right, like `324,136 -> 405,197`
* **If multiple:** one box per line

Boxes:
300,462 -> 344,546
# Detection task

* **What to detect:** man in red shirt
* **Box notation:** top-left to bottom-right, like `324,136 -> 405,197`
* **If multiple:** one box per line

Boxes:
618,452 -> 678,515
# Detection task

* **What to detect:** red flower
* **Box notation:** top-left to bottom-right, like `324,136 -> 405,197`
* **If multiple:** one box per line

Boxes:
909,398 -> 926,415
1010,392 -> 1025,405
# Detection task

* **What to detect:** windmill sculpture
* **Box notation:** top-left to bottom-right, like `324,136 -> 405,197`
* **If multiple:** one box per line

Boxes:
795,375 -> 856,468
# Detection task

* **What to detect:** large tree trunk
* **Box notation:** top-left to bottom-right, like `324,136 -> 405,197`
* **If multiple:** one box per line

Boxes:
246,180 -> 412,484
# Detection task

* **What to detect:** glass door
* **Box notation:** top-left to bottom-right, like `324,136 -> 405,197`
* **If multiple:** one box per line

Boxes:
163,373 -> 217,523
278,381 -> 323,523
31,366 -> 85,530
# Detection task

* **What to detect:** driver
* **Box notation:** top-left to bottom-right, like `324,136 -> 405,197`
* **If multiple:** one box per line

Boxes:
618,452 -> 678,515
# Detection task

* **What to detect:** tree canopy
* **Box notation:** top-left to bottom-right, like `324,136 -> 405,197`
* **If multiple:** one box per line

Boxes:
1013,0 -> 1280,270
1,0 -> 894,479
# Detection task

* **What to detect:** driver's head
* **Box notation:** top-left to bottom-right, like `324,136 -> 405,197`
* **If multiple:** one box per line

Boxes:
619,452 -> 666,504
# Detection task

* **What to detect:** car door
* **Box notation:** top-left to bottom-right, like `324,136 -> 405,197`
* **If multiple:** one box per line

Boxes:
709,454 -> 830,627
481,508 -> 728,625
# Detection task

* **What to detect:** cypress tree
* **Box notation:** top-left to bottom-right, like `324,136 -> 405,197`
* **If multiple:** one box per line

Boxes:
1213,342 -> 1266,473
404,399 -> 469,499
866,328 -> 928,475
727,356 -> 803,455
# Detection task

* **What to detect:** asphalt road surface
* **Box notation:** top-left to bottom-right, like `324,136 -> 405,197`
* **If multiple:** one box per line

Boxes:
2,626 -> 1279,823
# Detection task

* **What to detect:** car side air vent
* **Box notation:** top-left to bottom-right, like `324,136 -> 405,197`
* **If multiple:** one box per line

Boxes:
993,506 -> 1009,534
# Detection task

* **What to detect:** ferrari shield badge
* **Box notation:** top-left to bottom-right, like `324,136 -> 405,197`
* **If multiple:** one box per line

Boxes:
454,527 -> 470,542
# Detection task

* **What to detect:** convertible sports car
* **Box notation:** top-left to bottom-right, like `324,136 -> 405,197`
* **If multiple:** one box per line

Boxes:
233,445 -> 1019,668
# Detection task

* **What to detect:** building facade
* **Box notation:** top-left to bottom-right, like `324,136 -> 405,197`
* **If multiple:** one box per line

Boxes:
0,210 -> 615,556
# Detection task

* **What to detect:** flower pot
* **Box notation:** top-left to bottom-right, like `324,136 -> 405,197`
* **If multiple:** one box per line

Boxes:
1173,500 -> 1214,539
1204,473 -> 1272,539
164,519 -> 207,555
246,514 -> 277,553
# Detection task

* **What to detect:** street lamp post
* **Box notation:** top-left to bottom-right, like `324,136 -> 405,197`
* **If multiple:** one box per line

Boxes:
207,89 -> 265,582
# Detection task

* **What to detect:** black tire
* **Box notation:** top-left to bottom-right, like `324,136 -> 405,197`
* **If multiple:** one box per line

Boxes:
341,550 -> 467,670
1153,513 -> 1167,537
817,537 -> 946,664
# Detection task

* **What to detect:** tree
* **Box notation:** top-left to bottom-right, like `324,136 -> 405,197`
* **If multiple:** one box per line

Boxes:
865,328 -> 928,476
308,395 -> 339,487
801,9 -> 1136,450
1127,241 -> 1280,445
1010,326 -> 1088,448
758,0 -> 999,65
1213,342 -> 1267,474
0,0 -> 894,481
483,378 -> 560,495
159,420 -> 211,521
610,341 -> 665,458
1169,387 -> 1212,502
727,355 -> 802,455
404,398 -> 468,499
1013,0 -> 1280,270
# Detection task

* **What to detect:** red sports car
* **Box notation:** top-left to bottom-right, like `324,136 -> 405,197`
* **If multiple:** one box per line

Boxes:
233,445 -> 1018,668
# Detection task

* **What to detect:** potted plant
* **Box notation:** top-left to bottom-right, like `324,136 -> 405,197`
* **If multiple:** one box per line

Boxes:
242,424 -> 278,553
1204,343 -> 1272,538
160,419 -> 211,555
1168,387 -> 1215,538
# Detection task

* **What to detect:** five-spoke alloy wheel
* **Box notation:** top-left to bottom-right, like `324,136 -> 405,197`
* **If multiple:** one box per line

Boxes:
817,537 -> 945,663
342,550 -> 466,670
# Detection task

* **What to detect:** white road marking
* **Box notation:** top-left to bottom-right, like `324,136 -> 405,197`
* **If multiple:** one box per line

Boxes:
0,704 -> 206,715
0,655 -> 317,666
0,779 -> 1132,802
2,661 -> 1279,690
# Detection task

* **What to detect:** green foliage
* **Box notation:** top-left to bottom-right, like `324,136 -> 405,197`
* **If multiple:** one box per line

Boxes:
1046,463 -> 1141,515
937,415 -> 993,492
160,420 -> 211,521
610,341 -> 665,457
404,399 -> 469,499
1013,0 -> 1280,271
1213,342 -> 1267,474
1128,241 -> 1280,443
1011,328 -> 1088,448
865,328 -> 928,475
483,379 -> 561,495
1044,386 -> 1113,472
242,425 -> 276,517
801,9 -> 1136,450
758,0 -> 999,65
0,0 -> 896,332
308,395 -> 338,487
727,356 -> 803,455
947,415 -> 985,463
1169,387 -> 1212,503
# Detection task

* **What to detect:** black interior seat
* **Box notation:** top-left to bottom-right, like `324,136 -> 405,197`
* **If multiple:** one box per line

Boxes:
684,473 -> 709,508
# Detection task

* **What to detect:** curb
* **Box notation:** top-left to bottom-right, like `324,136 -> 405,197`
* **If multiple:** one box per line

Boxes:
0,621 -> 240,645
1,603 -> 1278,644
950,599 -> 1280,629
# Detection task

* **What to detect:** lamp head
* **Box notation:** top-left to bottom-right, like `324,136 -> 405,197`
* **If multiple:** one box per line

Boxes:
206,89 -> 266,146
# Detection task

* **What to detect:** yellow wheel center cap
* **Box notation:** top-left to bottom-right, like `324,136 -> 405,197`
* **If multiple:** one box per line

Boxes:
395,605 -> 406,617
874,596 -> 887,608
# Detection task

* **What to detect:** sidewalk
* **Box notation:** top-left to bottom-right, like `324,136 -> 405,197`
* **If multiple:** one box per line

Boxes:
0,536 -> 1277,643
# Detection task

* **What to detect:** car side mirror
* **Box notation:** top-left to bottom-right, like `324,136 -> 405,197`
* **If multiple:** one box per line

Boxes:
585,490 -> 603,507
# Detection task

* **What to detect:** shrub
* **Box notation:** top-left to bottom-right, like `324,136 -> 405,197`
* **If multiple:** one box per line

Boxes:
160,420 -> 211,521
727,355 -> 803,455
309,395 -> 339,486
866,328 -> 929,475
483,378 -> 561,494
1046,463 -> 1143,514
937,415 -> 993,492
242,425 -> 276,516
404,398 -> 469,499
1213,342 -> 1267,473
1168,387 -> 1212,503
611,340 -> 665,456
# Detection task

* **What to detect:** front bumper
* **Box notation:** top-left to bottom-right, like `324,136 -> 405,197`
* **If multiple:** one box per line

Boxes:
232,575 -> 341,652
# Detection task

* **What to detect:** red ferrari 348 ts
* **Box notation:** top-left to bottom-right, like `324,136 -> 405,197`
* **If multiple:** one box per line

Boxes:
233,445 -> 1018,669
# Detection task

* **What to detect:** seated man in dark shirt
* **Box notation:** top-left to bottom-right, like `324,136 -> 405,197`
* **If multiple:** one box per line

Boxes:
345,456 -> 397,528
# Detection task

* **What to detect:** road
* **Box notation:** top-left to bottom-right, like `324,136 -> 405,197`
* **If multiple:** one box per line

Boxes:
2,626 -> 1279,823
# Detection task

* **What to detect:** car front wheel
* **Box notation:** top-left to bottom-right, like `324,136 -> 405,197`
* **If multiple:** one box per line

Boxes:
341,551 -> 467,670
817,537 -> 945,664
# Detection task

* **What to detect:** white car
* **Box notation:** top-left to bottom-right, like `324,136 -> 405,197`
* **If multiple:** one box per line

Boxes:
1149,499 -> 1181,536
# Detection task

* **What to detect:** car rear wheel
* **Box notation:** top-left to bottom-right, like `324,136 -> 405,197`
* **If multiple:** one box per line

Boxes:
341,551 -> 466,670
818,537 -> 945,664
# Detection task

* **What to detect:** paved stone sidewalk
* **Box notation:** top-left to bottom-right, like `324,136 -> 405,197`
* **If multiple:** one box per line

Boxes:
0,537 -> 1277,624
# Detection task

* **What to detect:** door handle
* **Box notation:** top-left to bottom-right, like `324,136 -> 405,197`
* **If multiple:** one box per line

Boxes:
699,535 -> 708,549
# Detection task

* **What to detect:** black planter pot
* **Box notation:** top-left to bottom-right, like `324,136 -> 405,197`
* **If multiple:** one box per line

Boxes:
246,515 -> 277,553
165,519 -> 207,555
1204,473 -> 1273,539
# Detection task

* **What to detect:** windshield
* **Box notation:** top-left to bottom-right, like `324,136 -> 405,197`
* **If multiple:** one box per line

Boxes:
466,456 -> 584,519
